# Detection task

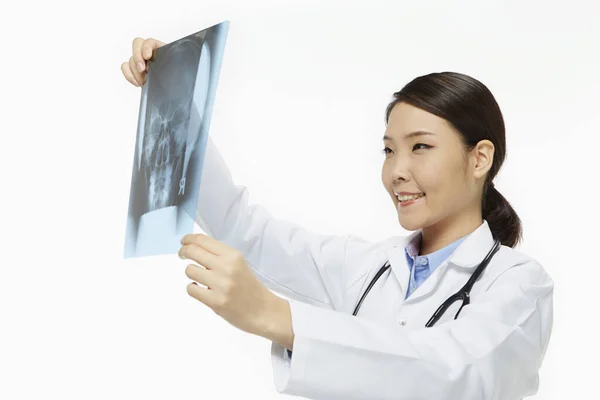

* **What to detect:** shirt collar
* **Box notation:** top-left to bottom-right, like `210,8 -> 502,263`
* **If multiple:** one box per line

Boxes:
394,219 -> 496,269
403,232 -> 467,267
404,232 -> 421,259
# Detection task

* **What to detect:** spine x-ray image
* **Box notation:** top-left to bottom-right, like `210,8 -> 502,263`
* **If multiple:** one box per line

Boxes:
124,20 -> 229,258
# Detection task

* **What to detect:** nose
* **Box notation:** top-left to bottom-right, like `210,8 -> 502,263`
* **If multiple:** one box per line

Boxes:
389,157 -> 412,185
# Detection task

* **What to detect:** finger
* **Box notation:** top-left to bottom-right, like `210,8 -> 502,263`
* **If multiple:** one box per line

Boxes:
179,243 -> 221,270
121,61 -> 139,87
140,38 -> 166,62
180,233 -> 233,256
132,37 -> 147,74
184,263 -> 217,289
187,282 -> 217,307
128,56 -> 144,86
133,37 -> 167,74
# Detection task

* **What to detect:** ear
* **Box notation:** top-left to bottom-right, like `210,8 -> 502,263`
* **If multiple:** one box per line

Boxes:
471,139 -> 495,180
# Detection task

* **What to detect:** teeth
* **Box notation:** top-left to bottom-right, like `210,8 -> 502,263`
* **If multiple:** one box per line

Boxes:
396,193 -> 424,202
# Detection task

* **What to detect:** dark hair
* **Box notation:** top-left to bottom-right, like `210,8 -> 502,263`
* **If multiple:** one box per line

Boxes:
385,72 -> 522,248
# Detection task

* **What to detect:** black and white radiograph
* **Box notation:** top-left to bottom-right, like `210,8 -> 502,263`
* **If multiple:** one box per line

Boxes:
124,21 -> 229,258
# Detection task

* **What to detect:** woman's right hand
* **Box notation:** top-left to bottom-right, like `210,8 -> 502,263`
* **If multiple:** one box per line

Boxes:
121,37 -> 167,87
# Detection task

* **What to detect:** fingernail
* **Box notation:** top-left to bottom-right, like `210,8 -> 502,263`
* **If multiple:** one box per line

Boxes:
137,62 -> 145,73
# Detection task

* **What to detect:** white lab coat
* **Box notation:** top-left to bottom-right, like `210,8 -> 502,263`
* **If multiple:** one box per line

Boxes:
195,137 -> 554,400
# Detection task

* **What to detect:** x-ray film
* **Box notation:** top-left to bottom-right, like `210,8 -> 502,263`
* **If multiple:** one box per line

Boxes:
124,20 -> 229,258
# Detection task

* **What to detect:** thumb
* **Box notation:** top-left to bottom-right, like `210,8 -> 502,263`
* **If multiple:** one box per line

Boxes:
142,39 -> 167,61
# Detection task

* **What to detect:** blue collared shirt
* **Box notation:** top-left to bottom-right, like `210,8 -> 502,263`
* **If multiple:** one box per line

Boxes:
404,232 -> 467,299
286,233 -> 468,358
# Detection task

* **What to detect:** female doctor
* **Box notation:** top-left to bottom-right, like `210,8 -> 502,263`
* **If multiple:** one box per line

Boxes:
122,38 -> 554,400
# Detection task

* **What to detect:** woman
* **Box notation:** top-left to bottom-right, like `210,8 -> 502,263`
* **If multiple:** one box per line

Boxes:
122,37 -> 554,400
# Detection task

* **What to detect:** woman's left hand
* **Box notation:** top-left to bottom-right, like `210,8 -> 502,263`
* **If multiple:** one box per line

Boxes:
178,233 -> 283,337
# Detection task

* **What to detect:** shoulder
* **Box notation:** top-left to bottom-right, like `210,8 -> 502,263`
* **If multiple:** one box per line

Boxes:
344,233 -> 406,261
486,245 -> 554,290
342,233 -> 407,289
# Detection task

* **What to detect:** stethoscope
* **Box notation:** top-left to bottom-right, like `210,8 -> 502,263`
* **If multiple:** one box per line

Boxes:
352,238 -> 501,327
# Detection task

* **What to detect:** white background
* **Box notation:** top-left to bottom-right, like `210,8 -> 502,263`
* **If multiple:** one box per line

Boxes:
1,0 -> 599,398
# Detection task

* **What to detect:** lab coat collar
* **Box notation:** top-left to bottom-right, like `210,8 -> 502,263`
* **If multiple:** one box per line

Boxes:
446,219 -> 496,269
385,219 -> 496,300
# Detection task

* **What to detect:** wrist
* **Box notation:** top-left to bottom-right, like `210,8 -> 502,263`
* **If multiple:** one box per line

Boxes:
260,294 -> 294,350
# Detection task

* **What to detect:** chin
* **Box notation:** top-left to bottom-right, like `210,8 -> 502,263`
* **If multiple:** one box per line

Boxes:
393,198 -> 427,232
398,217 -> 424,232
396,210 -> 426,231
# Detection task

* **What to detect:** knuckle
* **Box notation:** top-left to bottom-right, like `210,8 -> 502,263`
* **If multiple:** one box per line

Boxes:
221,279 -> 234,294
129,56 -> 138,70
218,295 -> 230,309
186,283 -> 195,296
150,38 -> 163,48
221,264 -> 232,275
224,266 -> 237,279
120,62 -> 129,74
231,251 -> 244,263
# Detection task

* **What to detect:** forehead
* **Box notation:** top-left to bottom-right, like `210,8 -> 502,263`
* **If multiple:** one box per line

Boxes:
385,102 -> 457,141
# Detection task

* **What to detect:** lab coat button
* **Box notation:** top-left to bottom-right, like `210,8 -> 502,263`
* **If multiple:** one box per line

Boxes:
399,320 -> 407,326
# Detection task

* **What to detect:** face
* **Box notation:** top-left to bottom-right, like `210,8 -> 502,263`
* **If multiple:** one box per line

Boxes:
381,102 -> 493,232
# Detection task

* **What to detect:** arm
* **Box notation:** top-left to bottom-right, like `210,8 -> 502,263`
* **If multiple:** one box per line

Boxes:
194,137 -> 378,308
269,261 -> 554,400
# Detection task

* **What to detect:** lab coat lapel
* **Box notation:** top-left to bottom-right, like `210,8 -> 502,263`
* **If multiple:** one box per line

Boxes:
388,220 -> 496,304
385,230 -> 421,301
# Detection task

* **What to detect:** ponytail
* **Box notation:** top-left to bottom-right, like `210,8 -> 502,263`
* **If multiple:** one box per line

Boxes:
482,181 -> 523,248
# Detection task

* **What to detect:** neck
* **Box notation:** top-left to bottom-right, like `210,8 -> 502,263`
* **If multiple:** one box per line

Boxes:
419,209 -> 483,255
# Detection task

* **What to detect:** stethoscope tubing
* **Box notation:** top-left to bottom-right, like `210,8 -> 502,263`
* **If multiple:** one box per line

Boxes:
352,239 -> 501,328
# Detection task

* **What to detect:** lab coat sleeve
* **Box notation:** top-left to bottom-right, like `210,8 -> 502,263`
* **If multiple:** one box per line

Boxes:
271,260 -> 554,400
194,137 -> 371,308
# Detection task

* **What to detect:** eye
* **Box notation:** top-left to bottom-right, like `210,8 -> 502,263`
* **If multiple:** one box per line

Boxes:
381,147 -> 392,155
413,143 -> 431,151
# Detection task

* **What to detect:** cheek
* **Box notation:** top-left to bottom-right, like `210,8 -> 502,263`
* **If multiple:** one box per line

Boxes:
381,164 -> 393,190
448,179 -> 472,205
413,163 -> 443,192
417,160 -> 465,198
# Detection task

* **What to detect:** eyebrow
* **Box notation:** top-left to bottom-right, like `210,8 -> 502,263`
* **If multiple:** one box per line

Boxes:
382,130 -> 436,141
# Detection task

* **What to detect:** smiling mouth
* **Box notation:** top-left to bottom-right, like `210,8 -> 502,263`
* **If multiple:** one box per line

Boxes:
396,193 -> 425,202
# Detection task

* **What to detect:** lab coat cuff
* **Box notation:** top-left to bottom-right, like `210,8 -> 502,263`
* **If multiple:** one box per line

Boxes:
271,299 -> 311,396
271,299 -> 379,398
270,298 -> 424,398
